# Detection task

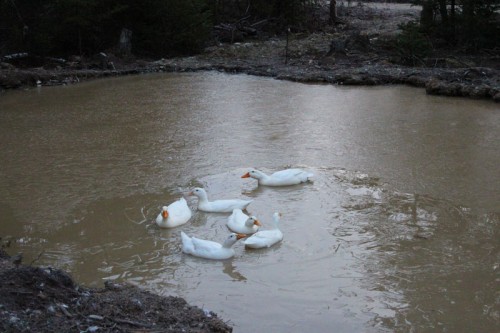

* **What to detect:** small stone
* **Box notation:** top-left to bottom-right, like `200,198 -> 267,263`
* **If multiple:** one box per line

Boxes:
88,315 -> 104,321
88,325 -> 100,332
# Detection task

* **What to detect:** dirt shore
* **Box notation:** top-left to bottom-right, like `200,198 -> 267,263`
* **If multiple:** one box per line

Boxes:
0,249 -> 232,333
1,3 -> 499,102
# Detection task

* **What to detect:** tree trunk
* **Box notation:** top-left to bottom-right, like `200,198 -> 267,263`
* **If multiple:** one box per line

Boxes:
420,0 -> 434,28
118,28 -> 132,56
329,0 -> 337,25
437,0 -> 448,26
450,0 -> 456,40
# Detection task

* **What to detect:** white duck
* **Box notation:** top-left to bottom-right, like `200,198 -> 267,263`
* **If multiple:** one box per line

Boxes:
155,197 -> 192,228
181,231 -> 246,260
241,168 -> 313,186
189,187 -> 252,213
227,209 -> 261,234
244,212 -> 283,249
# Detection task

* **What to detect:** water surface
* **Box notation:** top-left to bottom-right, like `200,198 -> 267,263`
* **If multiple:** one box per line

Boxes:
0,72 -> 499,332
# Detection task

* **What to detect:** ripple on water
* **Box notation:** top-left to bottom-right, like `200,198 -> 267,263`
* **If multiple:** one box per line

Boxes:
5,166 -> 498,332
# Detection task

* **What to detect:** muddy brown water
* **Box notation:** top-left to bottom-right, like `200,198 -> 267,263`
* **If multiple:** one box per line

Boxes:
1,72 -> 499,332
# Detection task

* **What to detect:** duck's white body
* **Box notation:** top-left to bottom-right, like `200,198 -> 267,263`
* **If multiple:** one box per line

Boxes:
181,231 -> 245,260
189,187 -> 252,213
242,168 -> 313,186
155,197 -> 192,228
244,212 -> 283,249
227,209 -> 261,234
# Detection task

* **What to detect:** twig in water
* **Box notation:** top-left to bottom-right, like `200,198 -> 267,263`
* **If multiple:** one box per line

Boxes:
124,210 -> 141,224
30,251 -> 44,266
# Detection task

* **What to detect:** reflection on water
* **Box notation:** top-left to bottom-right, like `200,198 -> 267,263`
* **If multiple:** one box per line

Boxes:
223,261 -> 247,282
0,72 -> 499,332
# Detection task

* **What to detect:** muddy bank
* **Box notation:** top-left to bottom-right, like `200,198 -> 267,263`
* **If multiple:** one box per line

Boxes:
1,54 -> 498,102
0,249 -> 232,333
1,3 -> 498,102
156,54 -> 500,102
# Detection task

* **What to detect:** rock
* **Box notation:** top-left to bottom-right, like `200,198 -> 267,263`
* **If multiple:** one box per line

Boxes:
0,62 -> 15,70
10,253 -> 23,267
0,73 -> 22,89
493,91 -> 500,103
343,74 -> 364,85
104,280 -> 125,291
405,75 -> 427,87
425,79 -> 463,97
464,84 -> 491,99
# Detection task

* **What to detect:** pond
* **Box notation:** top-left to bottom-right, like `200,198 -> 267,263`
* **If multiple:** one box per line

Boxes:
0,72 -> 498,332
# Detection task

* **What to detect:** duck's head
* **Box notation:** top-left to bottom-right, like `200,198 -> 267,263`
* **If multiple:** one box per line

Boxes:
161,206 -> 169,219
273,212 -> 282,223
224,233 -> 247,247
246,216 -> 262,227
188,187 -> 207,199
241,169 -> 263,180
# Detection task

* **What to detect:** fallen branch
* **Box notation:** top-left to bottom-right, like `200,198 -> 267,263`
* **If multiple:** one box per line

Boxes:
113,318 -> 152,328
57,303 -> 74,317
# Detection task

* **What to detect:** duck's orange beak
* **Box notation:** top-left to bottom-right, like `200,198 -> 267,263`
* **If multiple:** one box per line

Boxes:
241,172 -> 250,178
162,210 -> 169,219
236,233 -> 247,240
254,220 -> 262,226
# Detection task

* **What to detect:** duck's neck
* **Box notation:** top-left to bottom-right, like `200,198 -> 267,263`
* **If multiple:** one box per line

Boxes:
257,172 -> 270,183
245,219 -> 254,228
223,240 -> 236,248
198,194 -> 209,204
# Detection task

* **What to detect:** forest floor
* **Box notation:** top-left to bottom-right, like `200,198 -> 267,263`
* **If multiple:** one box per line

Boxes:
1,2 -> 499,101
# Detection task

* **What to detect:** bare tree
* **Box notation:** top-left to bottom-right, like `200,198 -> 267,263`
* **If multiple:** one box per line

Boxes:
329,0 -> 337,25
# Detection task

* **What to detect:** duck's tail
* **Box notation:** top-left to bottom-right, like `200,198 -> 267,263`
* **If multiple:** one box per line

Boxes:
180,231 -> 194,254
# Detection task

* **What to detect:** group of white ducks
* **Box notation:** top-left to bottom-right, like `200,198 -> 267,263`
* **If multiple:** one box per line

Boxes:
155,168 -> 313,260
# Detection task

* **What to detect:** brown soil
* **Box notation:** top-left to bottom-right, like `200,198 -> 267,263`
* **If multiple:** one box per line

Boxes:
0,3 -> 499,101
0,249 -> 232,333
